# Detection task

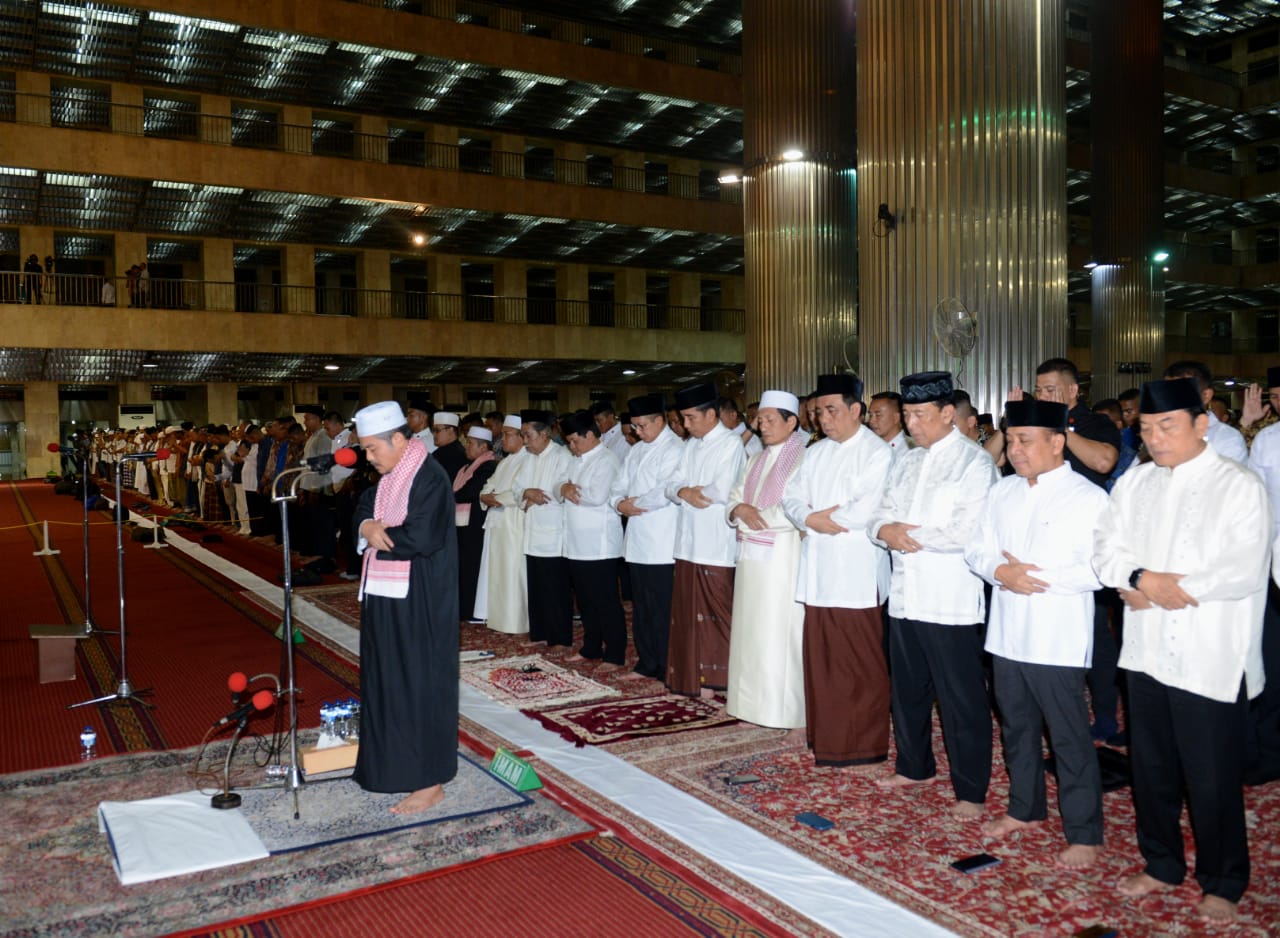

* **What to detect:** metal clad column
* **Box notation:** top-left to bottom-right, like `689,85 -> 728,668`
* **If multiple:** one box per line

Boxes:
742,0 -> 858,398
857,0 -> 1067,413
1089,0 -> 1164,400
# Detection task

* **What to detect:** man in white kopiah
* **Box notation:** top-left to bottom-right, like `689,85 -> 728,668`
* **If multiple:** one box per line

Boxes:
1094,377 -> 1271,925
965,398 -> 1108,870
869,370 -> 998,820
783,374 -> 894,766
609,393 -> 683,679
476,414 -> 530,633
726,389 -> 810,737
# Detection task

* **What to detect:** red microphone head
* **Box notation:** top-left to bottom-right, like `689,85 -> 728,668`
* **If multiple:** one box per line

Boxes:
334,447 -> 357,468
251,689 -> 275,712
47,442 -> 62,453
155,447 -> 171,460
227,672 -> 248,694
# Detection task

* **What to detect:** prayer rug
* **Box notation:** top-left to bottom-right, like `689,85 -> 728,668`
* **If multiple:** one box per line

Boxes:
523,692 -> 738,746
611,722 -> 1280,937
460,654 -> 621,709
0,738 -> 595,938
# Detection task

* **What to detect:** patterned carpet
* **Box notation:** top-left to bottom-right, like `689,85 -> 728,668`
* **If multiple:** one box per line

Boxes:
460,654 -> 621,709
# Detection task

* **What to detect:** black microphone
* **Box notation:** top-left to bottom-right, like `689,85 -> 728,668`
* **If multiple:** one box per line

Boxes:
120,448 -> 171,461
215,689 -> 274,726
300,448 -> 358,472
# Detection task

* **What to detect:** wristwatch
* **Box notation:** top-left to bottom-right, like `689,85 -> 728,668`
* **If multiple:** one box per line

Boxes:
1129,568 -> 1145,589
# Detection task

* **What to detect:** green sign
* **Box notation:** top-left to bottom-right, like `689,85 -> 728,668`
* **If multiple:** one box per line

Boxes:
488,747 -> 542,791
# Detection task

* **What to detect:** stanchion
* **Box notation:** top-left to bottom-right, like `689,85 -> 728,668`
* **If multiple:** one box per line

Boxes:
143,514 -> 168,550
31,519 -> 60,556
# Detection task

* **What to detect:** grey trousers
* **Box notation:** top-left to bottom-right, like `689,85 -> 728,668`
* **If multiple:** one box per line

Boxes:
993,656 -> 1103,845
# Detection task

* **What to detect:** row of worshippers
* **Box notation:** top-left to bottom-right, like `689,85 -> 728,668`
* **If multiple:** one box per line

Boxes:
461,368 -> 1271,925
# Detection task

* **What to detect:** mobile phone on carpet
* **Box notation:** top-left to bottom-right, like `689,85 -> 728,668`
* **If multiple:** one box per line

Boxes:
950,852 -> 1001,874
795,812 -> 834,830
1073,927 -> 1118,938
726,773 -> 762,785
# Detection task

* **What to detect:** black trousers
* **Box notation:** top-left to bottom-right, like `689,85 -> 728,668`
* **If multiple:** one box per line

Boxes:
1129,670 -> 1250,902
888,616 -> 992,804
629,563 -> 674,678
1085,588 -> 1121,725
1246,583 -> 1280,785
993,657 -> 1102,844
245,490 -> 270,537
526,555 -> 573,647
334,488 -> 362,575
305,493 -> 336,561
569,557 -> 627,664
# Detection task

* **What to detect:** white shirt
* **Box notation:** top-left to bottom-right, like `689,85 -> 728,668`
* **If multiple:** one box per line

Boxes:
664,422 -> 746,567
782,428 -> 892,609
330,428 -> 354,486
734,424 -> 764,460
299,429 -> 331,491
480,447 -> 528,529
885,430 -> 911,467
609,425 -> 683,565
241,442 -> 260,493
869,427 -> 998,624
966,463 -> 1108,667
1094,444 -> 1271,702
1206,412 -> 1246,463
564,443 -> 623,560
411,427 -> 437,454
600,422 -> 631,462
513,443 -> 573,557
1249,421 -> 1280,542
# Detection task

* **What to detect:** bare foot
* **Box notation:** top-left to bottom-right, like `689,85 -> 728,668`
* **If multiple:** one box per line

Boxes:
618,670 -> 652,681
1196,895 -> 1238,923
596,662 -> 625,673
389,784 -> 445,815
951,800 -> 984,821
1118,872 -> 1173,898
981,814 -> 1037,839
564,653 -> 587,663
1056,844 -> 1101,870
527,639 -> 548,647
875,773 -> 933,789
699,687 -> 717,700
780,727 -> 808,747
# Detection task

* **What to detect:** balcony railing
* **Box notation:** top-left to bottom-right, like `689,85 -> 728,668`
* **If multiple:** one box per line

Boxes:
3,92 -> 742,205
0,271 -> 745,333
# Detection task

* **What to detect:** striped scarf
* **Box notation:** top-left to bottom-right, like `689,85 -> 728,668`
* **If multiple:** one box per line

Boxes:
737,430 -> 807,547
359,438 -> 428,600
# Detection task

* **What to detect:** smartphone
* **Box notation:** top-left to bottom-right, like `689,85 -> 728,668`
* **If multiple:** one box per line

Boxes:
1073,928 -> 1118,938
950,852 -> 1002,874
725,773 -> 762,785
795,812 -> 835,831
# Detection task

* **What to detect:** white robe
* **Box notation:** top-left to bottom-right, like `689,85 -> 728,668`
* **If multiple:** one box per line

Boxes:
726,440 -> 807,728
476,447 -> 529,633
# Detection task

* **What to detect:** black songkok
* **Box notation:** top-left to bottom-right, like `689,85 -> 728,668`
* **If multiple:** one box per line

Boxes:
296,404 -> 324,417
814,373 -> 864,400
1005,399 -> 1068,431
407,395 -> 432,414
627,393 -> 665,417
520,409 -> 552,426
899,371 -> 954,404
1267,367 -> 1280,391
1139,378 -> 1204,415
674,382 -> 717,410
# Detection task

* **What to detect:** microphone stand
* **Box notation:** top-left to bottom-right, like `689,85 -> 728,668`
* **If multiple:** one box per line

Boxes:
69,456 -> 154,710
272,465 -> 312,819
72,443 -> 116,636
211,715 -> 250,810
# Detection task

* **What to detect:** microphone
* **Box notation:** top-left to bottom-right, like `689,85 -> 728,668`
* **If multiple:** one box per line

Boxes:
215,689 -> 274,726
48,442 -> 76,454
227,671 -> 248,707
300,447 -> 358,472
120,448 -> 171,461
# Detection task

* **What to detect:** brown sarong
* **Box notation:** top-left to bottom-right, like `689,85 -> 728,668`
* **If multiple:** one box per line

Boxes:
803,604 -> 890,766
666,559 -> 735,696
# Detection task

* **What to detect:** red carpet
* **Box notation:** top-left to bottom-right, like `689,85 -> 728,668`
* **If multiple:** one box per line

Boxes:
2,481 -> 359,772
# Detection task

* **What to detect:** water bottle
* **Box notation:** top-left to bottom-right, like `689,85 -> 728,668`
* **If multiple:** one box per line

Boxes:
79,726 -> 97,760
319,701 -> 334,739
347,697 -> 360,740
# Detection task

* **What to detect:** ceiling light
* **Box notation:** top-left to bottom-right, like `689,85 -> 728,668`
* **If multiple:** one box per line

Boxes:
485,366 -> 500,373
622,369 -> 636,376
324,364 -> 340,371
141,362 -> 158,369
717,173 -> 740,185
1084,261 -> 1098,270
1152,250 -> 1170,263
411,233 -> 426,246
781,149 -> 804,161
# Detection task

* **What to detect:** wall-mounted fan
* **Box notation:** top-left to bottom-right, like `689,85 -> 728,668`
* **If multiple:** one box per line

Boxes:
842,331 -> 859,376
933,298 -> 978,385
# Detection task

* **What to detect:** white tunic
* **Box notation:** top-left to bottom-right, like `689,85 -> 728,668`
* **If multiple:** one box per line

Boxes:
726,440 -> 807,728
664,422 -> 746,568
609,426 -> 683,565
600,422 -> 631,463
1249,421 -> 1280,542
513,443 -> 573,557
1206,412 -> 1247,463
966,463 -> 1108,667
411,427 -> 437,454
885,430 -> 911,467
1094,444 -> 1272,702
783,428 -> 892,609
330,428 -> 354,488
869,427 -> 998,625
564,444 -> 623,560
476,447 -> 529,633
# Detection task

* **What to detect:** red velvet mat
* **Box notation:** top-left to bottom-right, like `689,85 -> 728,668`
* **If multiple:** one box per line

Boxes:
1,481 -> 359,772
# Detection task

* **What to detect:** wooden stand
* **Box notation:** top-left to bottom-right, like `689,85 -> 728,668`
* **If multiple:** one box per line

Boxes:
28,624 -> 82,683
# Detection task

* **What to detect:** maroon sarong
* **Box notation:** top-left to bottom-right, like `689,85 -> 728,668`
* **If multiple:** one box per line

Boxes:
666,559 -> 735,696
803,604 -> 890,766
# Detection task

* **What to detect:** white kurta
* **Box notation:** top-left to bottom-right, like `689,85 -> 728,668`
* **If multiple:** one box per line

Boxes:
513,443 -> 573,557
868,427 -> 998,625
1206,412 -> 1247,463
1249,421 -> 1280,542
609,426 -> 683,565
885,430 -> 911,467
965,463 -> 1109,667
1094,444 -> 1272,702
600,422 -> 631,463
726,439 -> 807,728
476,447 -> 529,632
783,428 -> 892,609
664,422 -> 746,568
564,444 -> 623,560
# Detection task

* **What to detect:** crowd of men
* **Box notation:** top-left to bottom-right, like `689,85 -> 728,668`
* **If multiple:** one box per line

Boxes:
89,354 -> 1280,923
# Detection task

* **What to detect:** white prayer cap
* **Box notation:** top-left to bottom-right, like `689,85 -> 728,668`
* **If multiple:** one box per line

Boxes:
758,390 -> 800,416
503,414 -> 523,431
433,411 -> 460,428
354,401 -> 407,436
468,426 -> 493,442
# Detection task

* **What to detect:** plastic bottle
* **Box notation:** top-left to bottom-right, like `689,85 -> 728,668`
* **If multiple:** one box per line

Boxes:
79,726 -> 97,760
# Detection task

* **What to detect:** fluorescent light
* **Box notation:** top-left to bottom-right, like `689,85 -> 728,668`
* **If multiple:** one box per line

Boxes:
717,173 -> 740,184
485,366 -> 500,373
781,149 -> 804,161
141,363 -> 158,369
1084,261 -> 1099,270
622,369 -> 636,376
324,364 -> 340,371
1152,250 -> 1170,263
